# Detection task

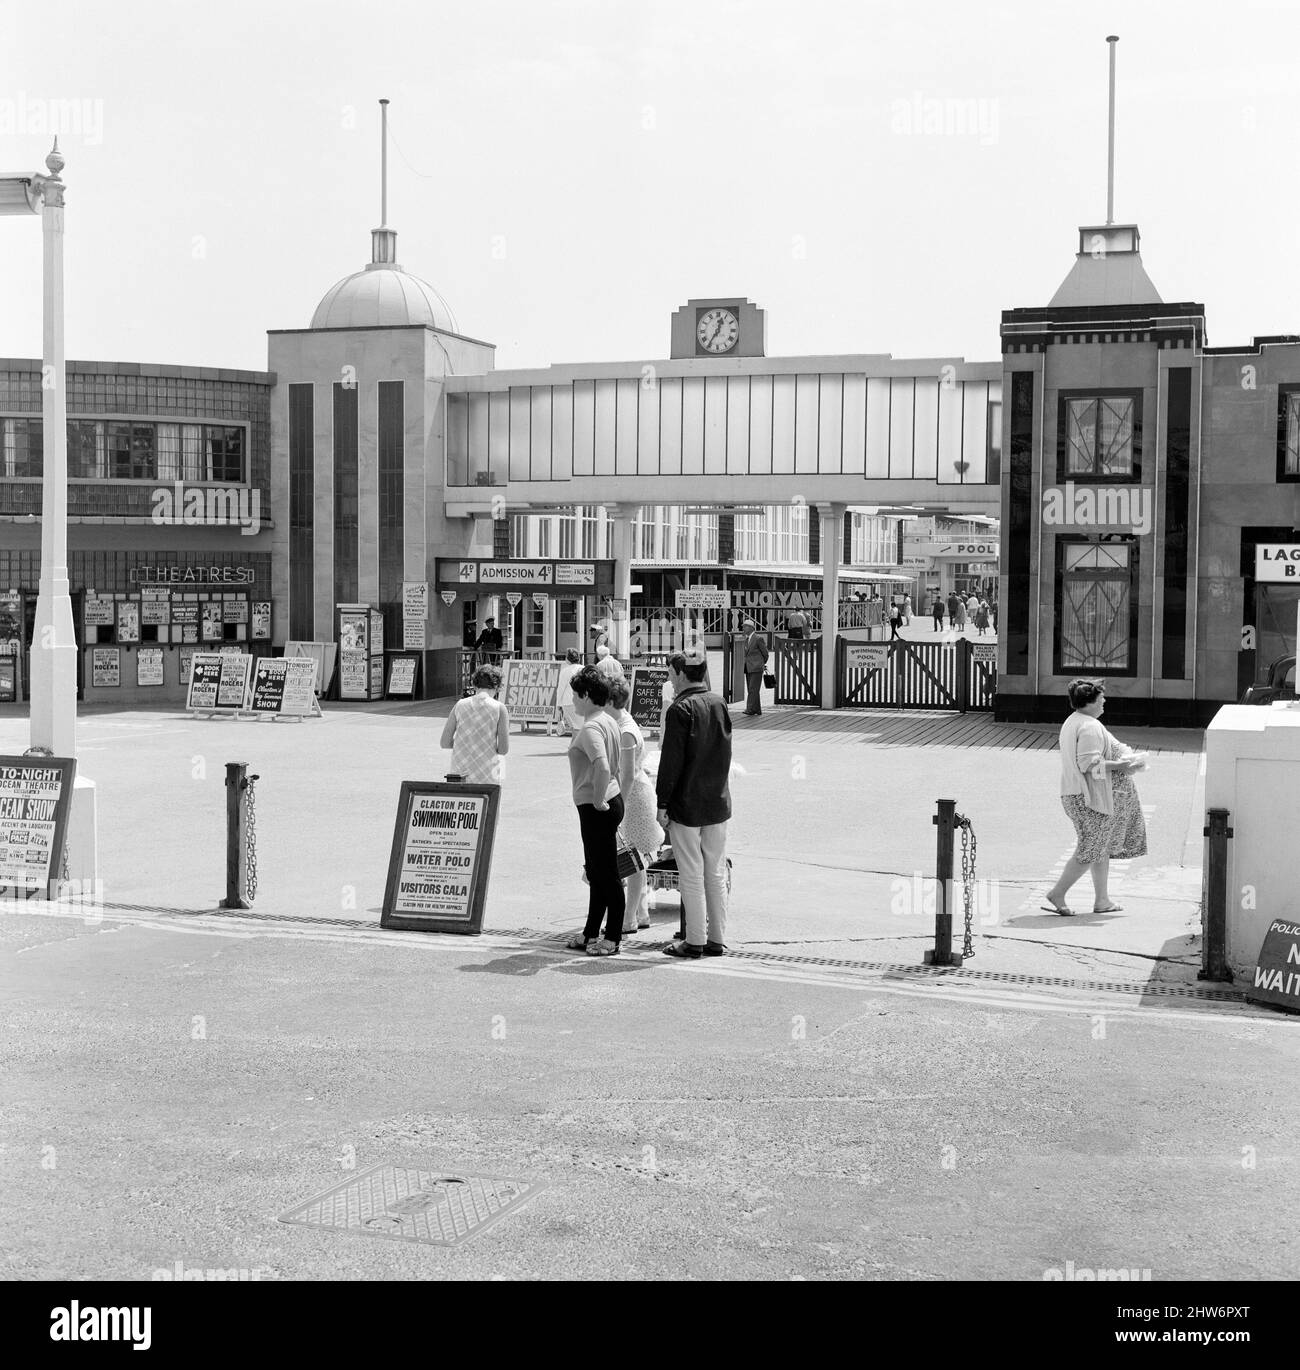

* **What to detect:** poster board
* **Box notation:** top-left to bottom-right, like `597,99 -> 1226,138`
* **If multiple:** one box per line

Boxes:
386,654 -> 420,698
251,601 -> 272,640
116,600 -> 140,644
369,653 -> 384,699
500,658 -> 562,724
201,602 -> 224,641
402,583 -> 428,650
140,591 -> 171,627
0,755 -> 77,900
84,595 -> 114,629
136,647 -> 165,686
91,647 -> 120,687
0,656 -> 16,703
249,657 -> 318,718
381,782 -> 501,934
186,651 -> 252,714
284,641 -> 337,696
629,666 -> 671,730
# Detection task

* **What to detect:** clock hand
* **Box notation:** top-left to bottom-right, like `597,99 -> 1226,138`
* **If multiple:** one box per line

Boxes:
707,321 -> 722,346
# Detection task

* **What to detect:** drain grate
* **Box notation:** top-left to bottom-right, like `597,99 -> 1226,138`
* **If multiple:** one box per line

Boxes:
277,1164 -> 540,1248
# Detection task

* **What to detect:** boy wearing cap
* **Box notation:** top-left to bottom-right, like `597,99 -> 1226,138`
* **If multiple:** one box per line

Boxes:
656,646 -> 732,959
741,618 -> 769,716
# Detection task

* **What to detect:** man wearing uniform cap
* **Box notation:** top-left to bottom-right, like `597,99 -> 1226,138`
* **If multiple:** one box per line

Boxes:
741,618 -> 769,717
656,644 -> 732,959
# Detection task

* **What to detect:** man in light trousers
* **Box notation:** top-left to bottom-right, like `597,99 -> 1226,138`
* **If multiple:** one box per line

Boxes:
656,645 -> 732,959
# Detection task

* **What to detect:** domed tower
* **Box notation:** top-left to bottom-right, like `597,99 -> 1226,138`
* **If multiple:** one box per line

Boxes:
267,100 -> 495,697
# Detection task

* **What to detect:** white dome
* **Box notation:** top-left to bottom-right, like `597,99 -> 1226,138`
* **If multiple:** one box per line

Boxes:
311,262 -> 459,333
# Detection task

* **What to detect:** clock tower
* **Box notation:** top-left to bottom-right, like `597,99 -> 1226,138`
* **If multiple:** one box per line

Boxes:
670,297 -> 767,359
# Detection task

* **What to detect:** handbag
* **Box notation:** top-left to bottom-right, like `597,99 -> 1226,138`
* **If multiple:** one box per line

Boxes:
615,834 -> 645,880
763,671 -> 776,689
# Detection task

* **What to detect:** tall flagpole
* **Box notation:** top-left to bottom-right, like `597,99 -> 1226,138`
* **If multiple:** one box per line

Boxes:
1106,36 -> 1118,226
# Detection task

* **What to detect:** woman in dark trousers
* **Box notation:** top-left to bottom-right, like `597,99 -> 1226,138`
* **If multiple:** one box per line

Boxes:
888,599 -> 902,640
564,666 -> 626,957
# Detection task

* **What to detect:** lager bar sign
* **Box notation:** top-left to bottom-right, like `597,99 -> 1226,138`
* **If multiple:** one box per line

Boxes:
1255,544 -> 1300,582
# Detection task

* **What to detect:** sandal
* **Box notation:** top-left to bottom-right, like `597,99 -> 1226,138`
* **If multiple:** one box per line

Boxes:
586,937 -> 620,957
1040,899 -> 1074,917
1092,901 -> 1123,913
565,934 -> 591,951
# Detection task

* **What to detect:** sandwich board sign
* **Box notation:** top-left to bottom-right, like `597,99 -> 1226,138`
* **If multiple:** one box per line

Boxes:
187,651 -> 252,716
1246,919 -> 1300,1013
629,665 -> 671,731
0,755 -> 77,901
381,782 -> 501,934
249,657 -> 320,720
500,657 -> 561,726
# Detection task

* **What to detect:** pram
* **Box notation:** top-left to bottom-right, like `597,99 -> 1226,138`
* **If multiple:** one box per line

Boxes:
644,844 -> 733,942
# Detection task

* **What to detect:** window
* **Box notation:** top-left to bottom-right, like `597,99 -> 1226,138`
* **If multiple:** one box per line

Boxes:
538,517 -> 551,558
68,419 -> 104,478
1057,392 -> 1140,481
1276,388 -> 1300,481
205,425 -> 245,483
1054,538 -> 1138,675
509,514 -> 529,558
580,506 -> 599,559
2,418 -> 42,477
987,401 -> 1002,486
559,515 -> 575,559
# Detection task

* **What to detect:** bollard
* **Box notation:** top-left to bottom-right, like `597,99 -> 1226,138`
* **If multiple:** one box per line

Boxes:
923,798 -> 962,967
1200,807 -> 1233,982
219,762 -> 257,909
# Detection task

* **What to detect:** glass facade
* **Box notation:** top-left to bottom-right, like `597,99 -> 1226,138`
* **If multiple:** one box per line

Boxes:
332,383 -> 358,605
288,383 -> 314,642
377,381 -> 405,620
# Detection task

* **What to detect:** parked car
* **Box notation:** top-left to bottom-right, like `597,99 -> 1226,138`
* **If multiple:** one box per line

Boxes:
1239,655 -> 1296,705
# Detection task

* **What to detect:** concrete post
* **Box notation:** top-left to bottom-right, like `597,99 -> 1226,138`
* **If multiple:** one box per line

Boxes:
818,502 -> 845,709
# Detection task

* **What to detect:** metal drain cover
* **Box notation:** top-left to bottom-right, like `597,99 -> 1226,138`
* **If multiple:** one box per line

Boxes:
278,1165 -> 540,1247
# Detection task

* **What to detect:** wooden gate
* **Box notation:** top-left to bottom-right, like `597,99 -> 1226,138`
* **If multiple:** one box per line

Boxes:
837,638 -> 996,712
774,636 -> 821,705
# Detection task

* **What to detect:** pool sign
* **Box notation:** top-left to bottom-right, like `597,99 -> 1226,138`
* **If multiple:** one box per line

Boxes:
845,643 -> 889,672
1255,544 -> 1300,582
382,782 -> 502,934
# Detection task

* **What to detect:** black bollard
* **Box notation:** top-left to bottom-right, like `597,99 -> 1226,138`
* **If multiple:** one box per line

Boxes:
1199,808 -> 1233,983
219,761 -> 254,910
923,798 -> 962,967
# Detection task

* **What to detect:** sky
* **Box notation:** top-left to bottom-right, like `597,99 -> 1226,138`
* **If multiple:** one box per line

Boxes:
3,0 -> 1300,374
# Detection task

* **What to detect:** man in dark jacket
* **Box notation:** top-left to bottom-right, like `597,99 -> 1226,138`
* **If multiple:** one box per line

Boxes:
656,645 -> 732,959
741,617 -> 769,716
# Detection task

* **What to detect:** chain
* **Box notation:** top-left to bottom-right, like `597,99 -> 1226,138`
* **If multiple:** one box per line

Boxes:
244,773 -> 259,903
956,814 -> 976,959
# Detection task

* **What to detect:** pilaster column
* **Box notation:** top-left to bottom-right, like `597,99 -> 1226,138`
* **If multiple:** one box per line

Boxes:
603,503 -> 636,658
818,502 -> 846,709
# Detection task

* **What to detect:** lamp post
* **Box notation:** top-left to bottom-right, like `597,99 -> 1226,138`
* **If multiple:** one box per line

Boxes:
0,142 -> 77,755
2,141 -> 94,885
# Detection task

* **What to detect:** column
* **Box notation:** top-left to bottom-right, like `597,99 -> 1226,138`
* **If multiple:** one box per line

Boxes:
819,502 -> 845,709
605,502 -> 635,658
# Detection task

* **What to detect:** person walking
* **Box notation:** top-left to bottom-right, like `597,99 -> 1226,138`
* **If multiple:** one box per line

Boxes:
785,606 -> 808,639
931,594 -> 944,631
657,645 -> 732,959
556,648 -> 583,735
966,592 -> 980,625
974,598 -> 991,636
888,598 -> 903,640
565,666 -> 626,957
1043,679 -> 1149,916
741,617 -> 769,716
902,593 -> 913,627
606,676 -> 664,935
439,664 -> 509,782
954,596 -> 967,630
946,592 -> 959,628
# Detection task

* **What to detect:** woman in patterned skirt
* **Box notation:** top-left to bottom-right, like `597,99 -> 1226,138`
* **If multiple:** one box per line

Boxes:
439,664 -> 510,782
1043,678 -> 1149,916
605,675 -> 665,934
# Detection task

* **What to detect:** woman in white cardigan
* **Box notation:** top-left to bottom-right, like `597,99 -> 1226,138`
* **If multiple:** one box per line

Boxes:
1044,678 -> 1149,916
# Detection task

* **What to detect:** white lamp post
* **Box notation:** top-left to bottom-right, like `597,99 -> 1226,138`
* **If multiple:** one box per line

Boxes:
1,141 -> 96,884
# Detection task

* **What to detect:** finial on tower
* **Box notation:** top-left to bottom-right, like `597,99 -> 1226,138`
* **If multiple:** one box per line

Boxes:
1106,36 -> 1118,226
369,100 -> 398,268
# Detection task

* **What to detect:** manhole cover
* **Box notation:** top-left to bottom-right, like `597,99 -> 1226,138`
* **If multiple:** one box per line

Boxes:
277,1165 -> 540,1247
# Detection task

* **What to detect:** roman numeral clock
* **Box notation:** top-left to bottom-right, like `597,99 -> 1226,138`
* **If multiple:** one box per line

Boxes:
670,298 -> 767,359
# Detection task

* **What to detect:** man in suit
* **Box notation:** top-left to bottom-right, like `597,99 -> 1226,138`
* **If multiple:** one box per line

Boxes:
741,617 -> 769,716
474,617 -> 503,655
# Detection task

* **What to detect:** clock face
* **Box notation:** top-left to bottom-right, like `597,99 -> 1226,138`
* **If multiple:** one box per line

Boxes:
697,307 -> 739,354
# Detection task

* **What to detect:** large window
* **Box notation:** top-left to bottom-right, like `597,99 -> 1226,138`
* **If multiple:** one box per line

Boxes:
1057,391 -> 1141,481
1054,537 -> 1139,676
1,418 -> 42,477
1,417 -> 246,482
1276,388 -> 1300,481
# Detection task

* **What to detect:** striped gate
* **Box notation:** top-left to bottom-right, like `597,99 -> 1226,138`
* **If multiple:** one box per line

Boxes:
774,636 -> 821,705
837,639 -> 996,712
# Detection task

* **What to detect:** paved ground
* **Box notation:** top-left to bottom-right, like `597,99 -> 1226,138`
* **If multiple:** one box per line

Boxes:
1,696 -> 1297,1284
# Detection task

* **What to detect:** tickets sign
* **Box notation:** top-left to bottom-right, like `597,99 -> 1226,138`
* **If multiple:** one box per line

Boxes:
381,782 -> 501,934
0,755 -> 77,900
500,658 -> 562,722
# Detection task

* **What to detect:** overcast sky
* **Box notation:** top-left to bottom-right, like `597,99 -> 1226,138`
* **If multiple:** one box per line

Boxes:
3,0 -> 1299,375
